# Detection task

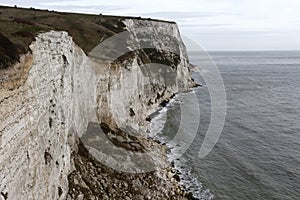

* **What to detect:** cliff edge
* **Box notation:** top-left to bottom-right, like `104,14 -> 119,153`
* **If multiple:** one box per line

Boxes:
0,6 -> 196,200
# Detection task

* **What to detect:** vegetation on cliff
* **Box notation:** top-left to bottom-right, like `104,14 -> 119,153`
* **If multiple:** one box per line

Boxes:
0,6 -> 176,69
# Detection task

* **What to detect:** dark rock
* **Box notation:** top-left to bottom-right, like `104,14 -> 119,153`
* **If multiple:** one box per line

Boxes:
129,108 -> 135,117
171,161 -> 175,168
145,116 -> 151,122
44,151 -> 52,165
170,93 -> 176,99
173,174 -> 180,182
186,192 -> 199,200
160,99 -> 169,107
58,187 -> 63,197
0,192 -> 8,200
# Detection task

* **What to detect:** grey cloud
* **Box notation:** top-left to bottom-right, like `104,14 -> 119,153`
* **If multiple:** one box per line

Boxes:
41,4 -> 129,12
180,23 -> 232,28
135,11 -> 239,20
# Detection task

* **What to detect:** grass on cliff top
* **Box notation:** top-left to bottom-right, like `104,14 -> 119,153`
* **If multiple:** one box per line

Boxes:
0,6 -> 176,69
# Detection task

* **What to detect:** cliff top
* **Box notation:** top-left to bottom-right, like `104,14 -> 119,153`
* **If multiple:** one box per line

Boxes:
0,5 -> 176,69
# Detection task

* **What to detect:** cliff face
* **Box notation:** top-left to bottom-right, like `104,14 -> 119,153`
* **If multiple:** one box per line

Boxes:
0,17 -> 192,199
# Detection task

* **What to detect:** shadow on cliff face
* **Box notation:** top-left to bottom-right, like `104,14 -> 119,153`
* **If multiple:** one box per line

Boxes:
79,122 -> 161,173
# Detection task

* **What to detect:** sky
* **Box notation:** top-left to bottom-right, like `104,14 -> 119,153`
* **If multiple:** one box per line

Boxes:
1,0 -> 300,51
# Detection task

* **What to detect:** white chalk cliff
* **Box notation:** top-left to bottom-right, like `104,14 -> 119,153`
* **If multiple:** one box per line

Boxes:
0,19 -> 193,200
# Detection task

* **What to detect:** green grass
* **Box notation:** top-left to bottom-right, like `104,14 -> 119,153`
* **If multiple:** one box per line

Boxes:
0,6 -> 176,69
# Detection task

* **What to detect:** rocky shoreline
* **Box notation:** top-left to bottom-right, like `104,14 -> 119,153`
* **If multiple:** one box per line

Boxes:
67,98 -> 200,200
67,138 -> 189,200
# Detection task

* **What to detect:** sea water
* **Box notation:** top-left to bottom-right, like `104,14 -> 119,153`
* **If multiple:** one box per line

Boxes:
152,51 -> 300,200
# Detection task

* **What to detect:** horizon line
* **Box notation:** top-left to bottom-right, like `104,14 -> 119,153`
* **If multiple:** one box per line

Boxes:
188,49 -> 300,52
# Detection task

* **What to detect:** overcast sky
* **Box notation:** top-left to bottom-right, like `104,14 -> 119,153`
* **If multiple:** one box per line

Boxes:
2,0 -> 300,51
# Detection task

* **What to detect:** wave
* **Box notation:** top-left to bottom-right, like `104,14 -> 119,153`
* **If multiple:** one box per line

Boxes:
149,92 -> 214,200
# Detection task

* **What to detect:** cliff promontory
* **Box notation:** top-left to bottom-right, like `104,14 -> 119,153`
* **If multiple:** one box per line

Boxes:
0,6 -> 196,200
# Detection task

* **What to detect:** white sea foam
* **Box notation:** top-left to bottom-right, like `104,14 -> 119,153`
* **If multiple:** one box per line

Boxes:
149,91 -> 214,200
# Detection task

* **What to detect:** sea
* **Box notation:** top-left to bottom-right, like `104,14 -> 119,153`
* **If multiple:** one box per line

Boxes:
151,51 -> 300,200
